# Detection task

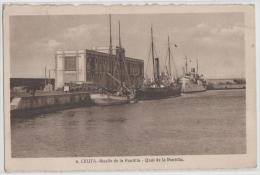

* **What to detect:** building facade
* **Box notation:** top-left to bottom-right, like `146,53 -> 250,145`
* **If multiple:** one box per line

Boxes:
55,49 -> 144,90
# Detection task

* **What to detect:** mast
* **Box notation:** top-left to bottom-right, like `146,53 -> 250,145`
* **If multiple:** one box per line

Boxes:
196,58 -> 199,75
108,14 -> 115,89
118,21 -> 122,48
44,66 -> 47,87
182,67 -> 185,76
118,21 -> 123,87
109,14 -> 113,55
167,36 -> 172,78
155,58 -> 160,85
151,26 -> 156,82
185,56 -> 188,74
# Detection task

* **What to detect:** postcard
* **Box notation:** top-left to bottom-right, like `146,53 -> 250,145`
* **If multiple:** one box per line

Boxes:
3,4 -> 256,171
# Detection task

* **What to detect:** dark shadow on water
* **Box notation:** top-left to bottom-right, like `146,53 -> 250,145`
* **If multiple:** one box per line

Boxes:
104,117 -> 127,123
67,111 -> 75,117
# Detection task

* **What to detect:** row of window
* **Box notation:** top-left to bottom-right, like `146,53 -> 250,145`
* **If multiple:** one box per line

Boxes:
62,55 -> 144,76
87,56 -> 143,76
86,72 -> 143,82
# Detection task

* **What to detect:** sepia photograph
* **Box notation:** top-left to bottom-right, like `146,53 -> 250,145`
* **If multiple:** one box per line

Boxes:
3,4 -> 256,171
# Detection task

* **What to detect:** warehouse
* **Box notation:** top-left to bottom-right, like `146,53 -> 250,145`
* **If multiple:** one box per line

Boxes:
55,48 -> 144,90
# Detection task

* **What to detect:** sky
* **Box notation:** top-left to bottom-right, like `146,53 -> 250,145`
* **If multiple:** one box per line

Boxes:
10,13 -> 245,79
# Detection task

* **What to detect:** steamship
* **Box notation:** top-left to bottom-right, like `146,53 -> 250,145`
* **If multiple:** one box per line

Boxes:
181,57 -> 207,93
135,27 -> 181,100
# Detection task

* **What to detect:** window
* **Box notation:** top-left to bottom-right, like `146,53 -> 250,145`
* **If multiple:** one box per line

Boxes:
64,56 -> 76,71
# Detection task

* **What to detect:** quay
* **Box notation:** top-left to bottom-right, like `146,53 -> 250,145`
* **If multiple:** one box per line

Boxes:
207,84 -> 246,90
206,78 -> 246,90
11,92 -> 93,117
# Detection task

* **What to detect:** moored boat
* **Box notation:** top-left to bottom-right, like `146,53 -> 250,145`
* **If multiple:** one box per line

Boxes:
136,84 -> 181,100
181,57 -> 207,93
135,27 -> 181,100
90,93 -> 130,106
90,17 -> 136,106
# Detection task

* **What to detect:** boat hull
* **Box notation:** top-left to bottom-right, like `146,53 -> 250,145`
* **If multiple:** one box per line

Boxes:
182,83 -> 207,93
90,94 -> 130,106
181,77 -> 207,93
135,85 -> 181,100
182,88 -> 207,93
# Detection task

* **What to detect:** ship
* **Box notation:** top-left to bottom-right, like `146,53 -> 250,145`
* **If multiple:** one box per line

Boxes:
135,27 -> 182,100
181,56 -> 207,93
90,16 -> 135,106
90,92 -> 132,106
90,72 -> 135,106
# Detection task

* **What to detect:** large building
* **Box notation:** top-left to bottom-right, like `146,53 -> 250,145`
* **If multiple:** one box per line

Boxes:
55,48 -> 144,90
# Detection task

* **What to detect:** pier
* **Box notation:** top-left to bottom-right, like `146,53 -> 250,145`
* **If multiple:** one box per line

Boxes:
206,78 -> 246,90
11,92 -> 93,117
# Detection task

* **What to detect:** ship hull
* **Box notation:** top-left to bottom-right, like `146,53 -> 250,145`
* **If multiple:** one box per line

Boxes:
181,84 -> 207,93
135,85 -> 181,100
90,93 -> 130,106
182,88 -> 207,93
181,77 -> 207,93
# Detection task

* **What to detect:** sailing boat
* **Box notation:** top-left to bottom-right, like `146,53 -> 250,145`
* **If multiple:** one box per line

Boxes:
90,17 -> 134,106
135,27 -> 182,100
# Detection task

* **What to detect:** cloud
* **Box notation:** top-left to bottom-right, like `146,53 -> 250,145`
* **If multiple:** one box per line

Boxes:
63,24 -> 90,38
210,26 -> 244,37
196,23 -> 211,31
186,22 -> 244,50
28,39 -> 63,52
61,23 -> 106,40
47,39 -> 63,48
47,23 -> 111,51
186,22 -> 244,39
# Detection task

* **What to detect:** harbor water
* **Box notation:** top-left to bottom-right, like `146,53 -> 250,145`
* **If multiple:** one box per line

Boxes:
11,89 -> 246,157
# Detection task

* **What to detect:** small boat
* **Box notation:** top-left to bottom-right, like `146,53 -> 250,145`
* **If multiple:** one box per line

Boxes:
90,84 -> 135,106
90,93 -> 130,106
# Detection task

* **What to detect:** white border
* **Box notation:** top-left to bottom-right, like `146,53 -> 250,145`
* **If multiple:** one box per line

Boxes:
0,0 -> 259,175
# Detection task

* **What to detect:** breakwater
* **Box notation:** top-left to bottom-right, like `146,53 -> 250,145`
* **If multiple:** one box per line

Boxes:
207,84 -> 246,90
11,92 -> 93,117
206,78 -> 246,90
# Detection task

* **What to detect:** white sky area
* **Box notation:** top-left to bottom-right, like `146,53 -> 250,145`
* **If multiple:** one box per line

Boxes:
10,13 -> 245,79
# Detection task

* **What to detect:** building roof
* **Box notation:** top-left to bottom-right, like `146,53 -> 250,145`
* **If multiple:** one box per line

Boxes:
85,49 -> 144,63
56,49 -> 144,64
